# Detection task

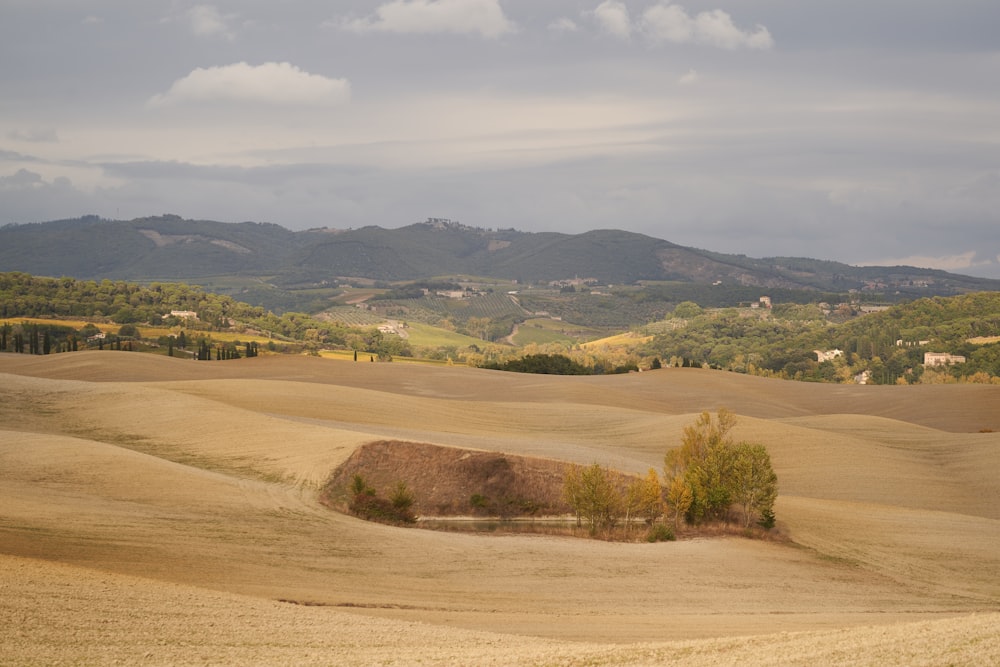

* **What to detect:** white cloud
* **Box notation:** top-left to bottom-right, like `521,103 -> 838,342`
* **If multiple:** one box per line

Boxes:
678,68 -> 699,85
82,15 -> 104,26
341,0 -> 515,39
590,1 -> 632,40
641,2 -> 774,50
187,5 -> 236,41
147,62 -> 351,108
548,17 -> 579,34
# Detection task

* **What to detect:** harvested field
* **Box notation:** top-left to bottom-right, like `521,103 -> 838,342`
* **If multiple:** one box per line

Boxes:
2,350 -> 999,665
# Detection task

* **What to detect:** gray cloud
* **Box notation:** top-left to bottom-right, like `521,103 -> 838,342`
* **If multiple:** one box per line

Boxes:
6,127 -> 59,143
0,0 -> 998,278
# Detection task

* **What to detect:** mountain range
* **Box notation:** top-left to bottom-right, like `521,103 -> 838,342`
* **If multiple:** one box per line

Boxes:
2,214 -> 998,297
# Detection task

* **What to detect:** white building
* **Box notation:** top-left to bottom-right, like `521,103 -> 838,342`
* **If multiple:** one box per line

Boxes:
924,352 -> 966,367
814,349 -> 844,363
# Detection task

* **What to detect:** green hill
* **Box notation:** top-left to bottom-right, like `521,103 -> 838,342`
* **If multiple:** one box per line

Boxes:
3,216 -> 998,304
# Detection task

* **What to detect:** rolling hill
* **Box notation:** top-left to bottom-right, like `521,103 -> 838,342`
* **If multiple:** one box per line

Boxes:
3,215 -> 998,298
2,350 -> 999,665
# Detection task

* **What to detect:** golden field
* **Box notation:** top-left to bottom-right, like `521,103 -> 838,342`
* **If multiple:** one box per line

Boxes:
2,350 -> 999,666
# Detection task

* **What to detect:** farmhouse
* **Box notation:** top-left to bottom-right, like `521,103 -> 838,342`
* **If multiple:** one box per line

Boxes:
166,310 -> 198,320
924,352 -> 966,367
814,349 -> 844,363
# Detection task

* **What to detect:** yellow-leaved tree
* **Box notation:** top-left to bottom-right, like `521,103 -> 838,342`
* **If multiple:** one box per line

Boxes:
664,410 -> 777,529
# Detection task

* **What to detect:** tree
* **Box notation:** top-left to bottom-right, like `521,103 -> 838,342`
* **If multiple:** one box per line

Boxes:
674,301 -> 702,319
664,476 -> 692,530
563,463 -> 623,535
118,323 -> 139,338
664,409 -> 777,527
730,443 -> 778,529
665,409 -> 735,480
636,468 -> 664,525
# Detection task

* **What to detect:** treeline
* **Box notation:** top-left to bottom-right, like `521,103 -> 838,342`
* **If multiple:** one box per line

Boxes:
0,321 -> 80,354
480,353 -> 638,375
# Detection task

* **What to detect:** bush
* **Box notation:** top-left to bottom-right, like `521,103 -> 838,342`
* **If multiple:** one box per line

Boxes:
348,477 -> 417,525
646,523 -> 675,542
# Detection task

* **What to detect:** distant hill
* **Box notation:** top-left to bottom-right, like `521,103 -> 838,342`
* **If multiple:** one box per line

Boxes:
2,214 -> 998,297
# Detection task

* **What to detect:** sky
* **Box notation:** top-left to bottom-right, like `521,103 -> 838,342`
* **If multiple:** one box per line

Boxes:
2,0 -> 999,277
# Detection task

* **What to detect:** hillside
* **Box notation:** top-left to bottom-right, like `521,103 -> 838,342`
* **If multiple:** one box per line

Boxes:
3,216 -> 998,302
2,351 -> 999,664
4,272 -> 1000,383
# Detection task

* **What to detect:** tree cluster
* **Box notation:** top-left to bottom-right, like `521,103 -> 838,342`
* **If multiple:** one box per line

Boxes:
563,465 -> 664,536
562,410 -> 778,540
480,353 -> 637,375
664,410 -> 777,529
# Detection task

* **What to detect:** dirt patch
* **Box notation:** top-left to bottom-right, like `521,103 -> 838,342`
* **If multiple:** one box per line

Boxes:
322,440 -> 573,518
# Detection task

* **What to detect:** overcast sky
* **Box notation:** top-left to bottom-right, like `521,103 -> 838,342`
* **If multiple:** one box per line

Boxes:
2,0 -> 999,277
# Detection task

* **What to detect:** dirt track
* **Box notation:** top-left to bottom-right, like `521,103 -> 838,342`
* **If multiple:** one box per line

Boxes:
2,351 -> 999,665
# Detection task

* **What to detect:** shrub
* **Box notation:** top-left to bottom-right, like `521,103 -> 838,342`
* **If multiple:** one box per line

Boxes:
646,523 -> 675,542
348,478 -> 417,525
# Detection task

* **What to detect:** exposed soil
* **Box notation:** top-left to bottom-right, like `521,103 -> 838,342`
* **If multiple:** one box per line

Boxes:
322,440 -> 573,518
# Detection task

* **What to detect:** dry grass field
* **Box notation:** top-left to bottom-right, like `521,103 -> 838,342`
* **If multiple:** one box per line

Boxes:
2,350 -> 999,665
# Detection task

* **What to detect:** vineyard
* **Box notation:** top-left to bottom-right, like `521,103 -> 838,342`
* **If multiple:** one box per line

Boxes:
359,292 -> 527,327
512,318 -> 608,346
316,306 -> 387,327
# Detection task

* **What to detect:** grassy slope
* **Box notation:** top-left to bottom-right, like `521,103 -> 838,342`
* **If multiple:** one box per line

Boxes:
1,351 -> 999,665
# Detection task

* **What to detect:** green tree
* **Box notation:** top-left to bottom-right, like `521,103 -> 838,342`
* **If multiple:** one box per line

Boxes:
674,301 -> 702,319
730,443 -> 778,529
664,409 -> 777,527
390,481 -> 416,518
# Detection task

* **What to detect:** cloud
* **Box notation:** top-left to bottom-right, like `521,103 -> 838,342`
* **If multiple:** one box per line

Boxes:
340,0 -> 515,39
677,68 -> 699,85
147,62 -> 351,108
548,18 -> 579,34
590,1 -> 632,39
640,2 -> 774,49
186,5 -> 236,41
7,127 -> 59,143
0,169 -> 44,190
